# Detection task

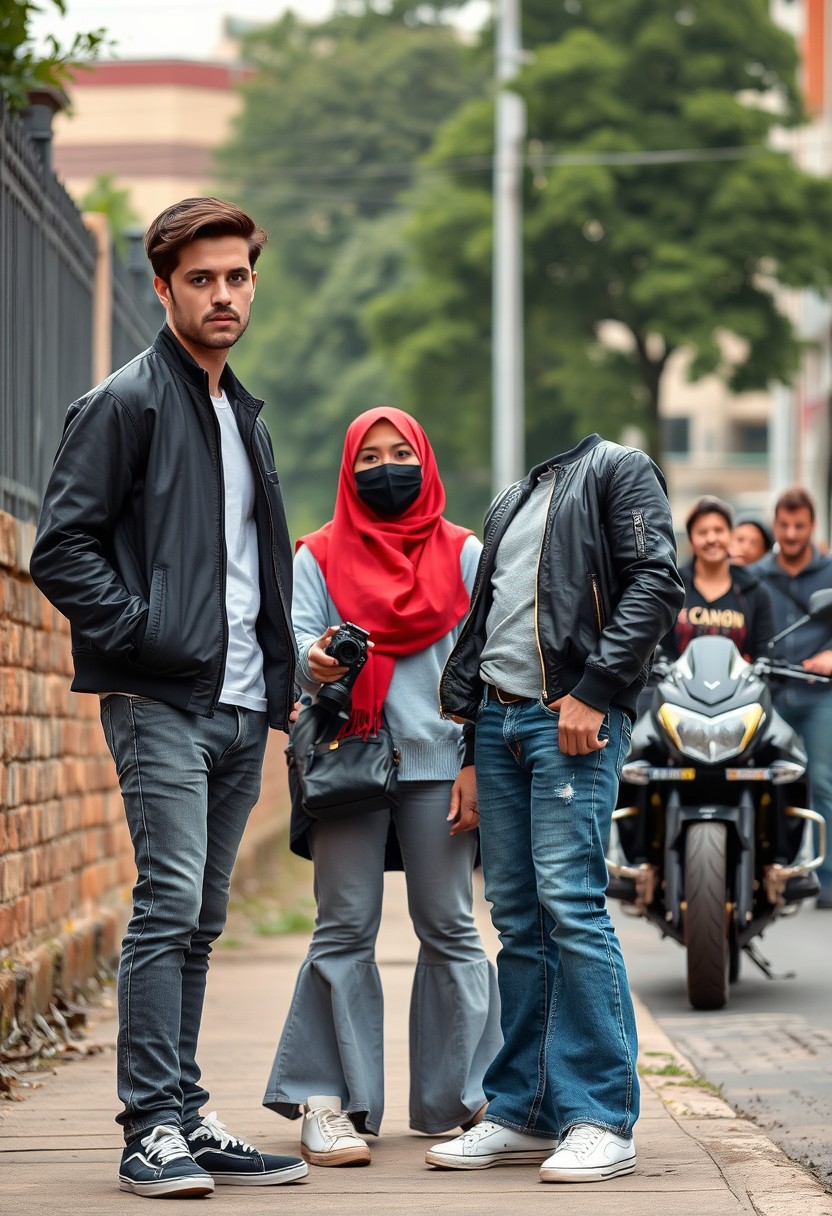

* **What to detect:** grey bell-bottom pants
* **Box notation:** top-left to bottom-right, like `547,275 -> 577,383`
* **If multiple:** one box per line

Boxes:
262,780 -> 502,1135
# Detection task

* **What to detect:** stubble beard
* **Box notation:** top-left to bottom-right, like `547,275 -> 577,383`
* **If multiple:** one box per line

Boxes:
169,298 -> 250,352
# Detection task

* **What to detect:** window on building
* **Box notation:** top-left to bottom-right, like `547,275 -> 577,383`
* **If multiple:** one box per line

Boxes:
730,422 -> 768,455
661,417 -> 690,454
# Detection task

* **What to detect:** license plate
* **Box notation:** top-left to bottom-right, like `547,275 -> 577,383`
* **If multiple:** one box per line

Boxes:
647,767 -> 696,781
724,767 -> 773,781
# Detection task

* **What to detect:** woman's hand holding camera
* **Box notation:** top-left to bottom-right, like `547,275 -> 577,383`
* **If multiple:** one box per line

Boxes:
308,625 -> 351,683
307,624 -> 374,684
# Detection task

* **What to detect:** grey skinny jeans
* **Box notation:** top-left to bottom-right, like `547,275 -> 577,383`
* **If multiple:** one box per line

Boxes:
101,695 -> 268,1142
263,780 -> 502,1135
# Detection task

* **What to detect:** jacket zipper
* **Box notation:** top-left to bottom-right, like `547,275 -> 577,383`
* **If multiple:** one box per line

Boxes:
253,456 -> 297,725
590,574 -> 605,633
533,472 -> 559,702
208,387 -> 229,715
438,483 -> 522,719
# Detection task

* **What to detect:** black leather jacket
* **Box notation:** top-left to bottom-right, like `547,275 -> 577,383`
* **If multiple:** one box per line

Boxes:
439,434 -> 684,722
30,326 -> 297,729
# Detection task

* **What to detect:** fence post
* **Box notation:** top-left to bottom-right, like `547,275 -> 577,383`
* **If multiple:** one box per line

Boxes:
83,212 -> 113,386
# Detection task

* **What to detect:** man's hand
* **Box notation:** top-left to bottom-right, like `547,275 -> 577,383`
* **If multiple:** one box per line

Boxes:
289,698 -> 303,725
448,765 -> 479,836
547,694 -> 606,756
802,649 -> 832,677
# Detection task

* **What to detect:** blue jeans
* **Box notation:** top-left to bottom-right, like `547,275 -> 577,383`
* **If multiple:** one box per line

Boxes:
474,697 -> 638,1139
100,695 -> 269,1142
775,695 -> 832,891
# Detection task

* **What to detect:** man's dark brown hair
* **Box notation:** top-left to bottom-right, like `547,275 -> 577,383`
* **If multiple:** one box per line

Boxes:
144,197 -> 267,282
685,495 -> 733,539
774,486 -> 816,521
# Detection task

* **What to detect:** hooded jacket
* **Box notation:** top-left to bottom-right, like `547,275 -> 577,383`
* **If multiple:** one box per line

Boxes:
439,434 -> 684,723
29,326 -> 296,729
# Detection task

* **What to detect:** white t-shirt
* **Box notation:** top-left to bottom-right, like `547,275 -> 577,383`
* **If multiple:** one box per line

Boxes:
211,390 -> 267,712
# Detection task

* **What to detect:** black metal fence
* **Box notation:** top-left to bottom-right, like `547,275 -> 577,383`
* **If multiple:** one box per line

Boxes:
111,240 -> 162,374
0,98 -> 156,525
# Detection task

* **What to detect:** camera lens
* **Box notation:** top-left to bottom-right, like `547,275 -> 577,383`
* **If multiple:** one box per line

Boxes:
334,638 -> 362,665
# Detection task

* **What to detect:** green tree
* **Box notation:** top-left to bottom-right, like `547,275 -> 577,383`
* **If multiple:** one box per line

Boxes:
370,0 -> 832,496
0,1 -> 107,110
216,6 -> 488,532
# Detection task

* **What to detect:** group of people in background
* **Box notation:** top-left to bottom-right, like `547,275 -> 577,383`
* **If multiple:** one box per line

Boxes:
27,194 -> 832,1203
664,487 -> 832,909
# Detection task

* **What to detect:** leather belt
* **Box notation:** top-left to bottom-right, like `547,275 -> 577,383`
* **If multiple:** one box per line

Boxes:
487,684 -> 532,705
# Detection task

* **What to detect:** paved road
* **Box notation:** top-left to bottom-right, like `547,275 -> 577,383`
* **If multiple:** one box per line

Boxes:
614,898 -> 832,1187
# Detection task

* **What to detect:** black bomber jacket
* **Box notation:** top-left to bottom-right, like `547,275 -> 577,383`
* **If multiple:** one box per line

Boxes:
30,326 -> 297,729
440,434 -> 685,724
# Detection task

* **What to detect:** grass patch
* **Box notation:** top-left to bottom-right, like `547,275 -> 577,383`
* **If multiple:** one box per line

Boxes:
638,1055 -> 723,1096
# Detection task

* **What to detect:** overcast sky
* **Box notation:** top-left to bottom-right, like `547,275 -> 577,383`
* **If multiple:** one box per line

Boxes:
31,1 -> 488,62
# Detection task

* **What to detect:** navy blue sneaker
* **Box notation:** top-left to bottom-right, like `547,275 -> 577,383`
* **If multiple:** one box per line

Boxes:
119,1124 -> 215,1197
186,1111 -> 309,1186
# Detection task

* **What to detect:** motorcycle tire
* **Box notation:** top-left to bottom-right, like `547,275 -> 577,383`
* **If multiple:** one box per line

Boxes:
684,821 -> 730,1010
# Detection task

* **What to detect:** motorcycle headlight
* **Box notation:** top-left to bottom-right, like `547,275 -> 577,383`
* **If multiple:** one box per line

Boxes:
657,703 -> 764,764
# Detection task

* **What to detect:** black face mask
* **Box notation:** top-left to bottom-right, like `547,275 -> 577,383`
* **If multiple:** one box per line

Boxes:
355,464 -> 423,517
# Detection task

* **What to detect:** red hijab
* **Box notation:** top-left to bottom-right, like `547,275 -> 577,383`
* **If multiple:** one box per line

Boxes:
299,407 -> 473,735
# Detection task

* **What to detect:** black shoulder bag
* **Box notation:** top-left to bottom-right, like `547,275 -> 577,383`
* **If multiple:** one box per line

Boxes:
286,702 -> 401,821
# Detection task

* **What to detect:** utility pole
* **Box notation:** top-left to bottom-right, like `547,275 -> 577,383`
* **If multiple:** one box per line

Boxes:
492,0 -> 526,494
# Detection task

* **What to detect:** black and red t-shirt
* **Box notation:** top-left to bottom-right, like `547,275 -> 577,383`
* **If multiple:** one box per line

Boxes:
661,562 -> 774,663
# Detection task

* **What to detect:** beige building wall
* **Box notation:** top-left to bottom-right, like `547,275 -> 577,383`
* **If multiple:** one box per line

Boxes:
660,344 -> 770,548
51,61 -> 249,223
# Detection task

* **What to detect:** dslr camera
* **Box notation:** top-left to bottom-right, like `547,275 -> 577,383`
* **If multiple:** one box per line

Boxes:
317,622 -> 370,719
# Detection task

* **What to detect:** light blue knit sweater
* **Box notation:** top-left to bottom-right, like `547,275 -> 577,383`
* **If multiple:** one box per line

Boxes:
292,535 -> 481,781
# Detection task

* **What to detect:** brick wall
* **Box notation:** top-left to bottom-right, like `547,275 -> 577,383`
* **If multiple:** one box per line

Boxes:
0,509 -> 289,1038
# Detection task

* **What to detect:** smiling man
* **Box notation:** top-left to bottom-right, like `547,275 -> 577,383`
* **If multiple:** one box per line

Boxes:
30,198 -> 306,1197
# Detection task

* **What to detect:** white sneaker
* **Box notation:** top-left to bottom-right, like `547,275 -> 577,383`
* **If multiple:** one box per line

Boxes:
425,1119 -> 557,1169
539,1123 -> 636,1182
300,1096 -> 371,1167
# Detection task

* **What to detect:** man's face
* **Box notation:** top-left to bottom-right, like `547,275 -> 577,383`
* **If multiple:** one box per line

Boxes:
154,236 -> 256,353
689,512 -> 731,564
773,507 -> 814,562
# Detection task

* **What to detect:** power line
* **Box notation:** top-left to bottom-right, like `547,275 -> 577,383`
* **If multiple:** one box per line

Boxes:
221,143 -> 773,185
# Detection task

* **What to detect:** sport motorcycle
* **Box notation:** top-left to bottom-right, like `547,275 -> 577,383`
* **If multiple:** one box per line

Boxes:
606,589 -> 832,1009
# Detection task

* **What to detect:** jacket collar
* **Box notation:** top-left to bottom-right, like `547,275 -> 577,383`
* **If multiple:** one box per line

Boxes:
754,546 -> 830,578
151,325 -> 263,411
526,433 -> 603,486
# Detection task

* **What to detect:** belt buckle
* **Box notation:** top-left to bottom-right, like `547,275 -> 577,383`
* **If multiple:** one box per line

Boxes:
495,686 -> 519,705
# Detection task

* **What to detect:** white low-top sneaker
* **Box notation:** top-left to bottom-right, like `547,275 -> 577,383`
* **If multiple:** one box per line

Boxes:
426,1119 -> 557,1169
300,1096 -> 371,1167
539,1123 -> 636,1182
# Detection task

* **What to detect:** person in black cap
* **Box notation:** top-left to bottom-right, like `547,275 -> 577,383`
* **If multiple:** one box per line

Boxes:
661,496 -> 773,662
731,516 -> 774,566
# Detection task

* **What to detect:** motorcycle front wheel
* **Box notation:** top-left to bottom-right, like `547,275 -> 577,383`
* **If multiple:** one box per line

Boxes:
684,821 -> 730,1010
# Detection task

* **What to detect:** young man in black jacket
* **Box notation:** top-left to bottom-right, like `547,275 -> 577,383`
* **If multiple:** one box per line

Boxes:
429,435 -> 683,1183
30,198 -> 305,1197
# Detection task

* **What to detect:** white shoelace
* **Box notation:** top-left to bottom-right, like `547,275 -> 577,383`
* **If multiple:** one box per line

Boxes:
460,1119 -> 502,1146
317,1109 -> 359,1139
141,1125 -> 192,1165
191,1111 -> 255,1154
559,1124 -> 605,1156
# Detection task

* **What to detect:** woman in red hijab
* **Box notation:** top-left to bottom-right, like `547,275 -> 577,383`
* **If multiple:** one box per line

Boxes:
262,408 -> 500,1165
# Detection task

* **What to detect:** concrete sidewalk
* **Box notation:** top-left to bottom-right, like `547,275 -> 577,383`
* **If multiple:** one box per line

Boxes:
1,872 -> 831,1216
